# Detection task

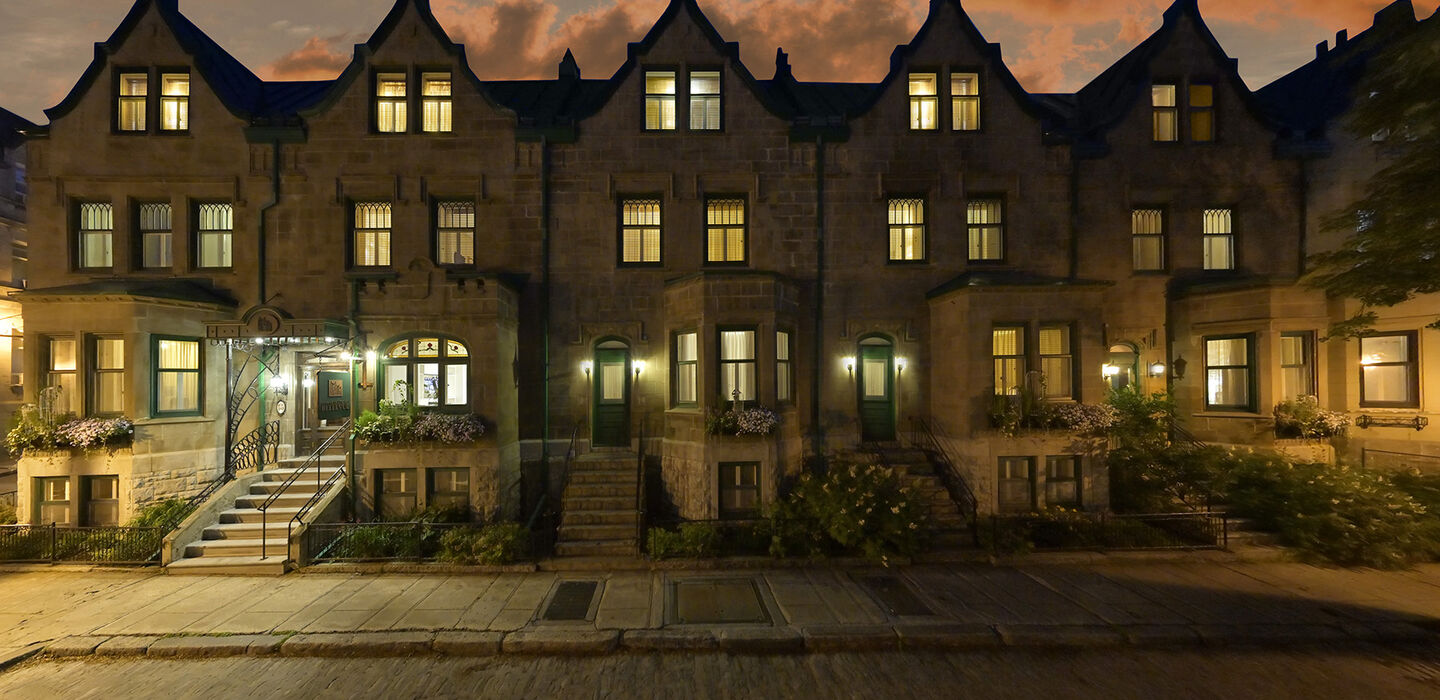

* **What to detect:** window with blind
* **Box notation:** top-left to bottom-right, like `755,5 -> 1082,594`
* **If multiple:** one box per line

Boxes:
375,72 -> 407,133
421,72 -> 452,133
644,70 -> 676,130
160,73 -> 189,131
77,202 -> 113,269
967,198 -> 1004,261
1152,84 -> 1177,142
673,331 -> 698,407
993,326 -> 1025,396
435,201 -> 475,265
91,337 -> 125,416
1038,325 -> 1073,399
153,336 -> 201,416
619,198 -> 662,265
1280,332 -> 1315,400
1360,332 -> 1418,408
719,329 -> 756,402
1203,208 -> 1234,270
689,70 -> 721,131
138,203 -> 172,269
776,330 -> 792,403
887,198 -> 925,261
952,72 -> 980,131
195,202 -> 233,268
1132,208 -> 1165,271
117,72 -> 147,132
908,73 -> 938,130
353,202 -> 392,267
1204,335 -> 1253,411
705,198 -> 746,264
47,338 -> 77,415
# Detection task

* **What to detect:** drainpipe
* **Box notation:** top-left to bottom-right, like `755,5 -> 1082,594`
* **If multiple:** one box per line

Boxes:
346,278 -> 360,520
811,136 -> 826,465
258,141 -> 281,305
540,135 -> 553,499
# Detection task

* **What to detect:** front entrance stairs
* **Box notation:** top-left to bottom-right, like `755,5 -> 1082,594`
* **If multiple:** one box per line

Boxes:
857,446 -> 975,546
554,452 -> 641,558
166,456 -> 344,575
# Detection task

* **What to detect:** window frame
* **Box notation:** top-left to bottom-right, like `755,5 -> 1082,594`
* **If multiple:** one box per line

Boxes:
907,70 -> 940,131
776,328 -> 793,405
82,475 -> 120,527
992,324 -> 1027,396
1202,207 -> 1236,271
617,195 -> 664,267
966,195 -> 1006,263
718,326 -> 758,404
1037,322 -> 1076,401
1044,455 -> 1082,508
426,467 -> 470,509
1359,331 -> 1420,409
886,196 -> 927,263
719,461 -> 761,520
419,69 -> 453,134
114,67 -> 149,134
46,335 -> 79,416
157,68 -> 191,133
950,69 -> 982,132
997,456 -> 1037,514
75,201 -> 114,271
1130,206 -> 1167,272
671,329 -> 699,409
642,67 -> 679,132
193,201 -> 234,270
1188,82 -> 1215,142
687,67 -> 723,132
372,69 -> 409,134
136,201 -> 173,270
88,335 -> 126,417
350,201 -> 393,269
1279,331 -> 1316,401
151,334 -> 203,418
703,195 -> 748,266
34,476 -> 71,526
433,199 -> 476,267
1203,333 -> 1256,412
378,334 -> 471,411
1151,81 -> 1179,143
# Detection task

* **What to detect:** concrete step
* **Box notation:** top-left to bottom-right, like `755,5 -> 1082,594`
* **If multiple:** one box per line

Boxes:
563,495 -> 634,511
234,491 -> 327,509
553,540 -> 638,557
559,523 -> 638,541
249,479 -> 337,494
184,538 -> 291,559
569,470 -> 638,485
261,467 -> 343,483
200,523 -> 282,541
565,483 -> 638,498
167,555 -> 289,576
563,510 -> 640,526
218,507 -> 304,524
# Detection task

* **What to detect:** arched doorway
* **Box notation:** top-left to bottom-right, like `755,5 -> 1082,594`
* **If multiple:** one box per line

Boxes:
1104,342 -> 1140,392
591,339 -> 631,447
857,336 -> 896,442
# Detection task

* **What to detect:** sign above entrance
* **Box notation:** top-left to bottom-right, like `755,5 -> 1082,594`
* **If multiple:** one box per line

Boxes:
206,306 -> 349,343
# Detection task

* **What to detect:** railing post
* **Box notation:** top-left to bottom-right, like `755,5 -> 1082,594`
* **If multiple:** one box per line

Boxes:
49,523 -> 57,564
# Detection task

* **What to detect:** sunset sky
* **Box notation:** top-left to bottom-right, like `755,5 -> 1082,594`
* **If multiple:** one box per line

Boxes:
0,0 -> 1434,124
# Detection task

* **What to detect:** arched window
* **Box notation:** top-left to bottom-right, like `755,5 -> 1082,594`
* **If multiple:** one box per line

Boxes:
379,335 -> 469,409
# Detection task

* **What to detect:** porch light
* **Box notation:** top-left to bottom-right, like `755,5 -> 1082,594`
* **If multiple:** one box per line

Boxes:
581,360 -> 593,377
365,349 -> 378,363
1172,355 -> 1188,379
272,374 -> 292,396
325,337 -> 336,343
842,356 -> 855,373
896,357 -> 908,372
301,374 -> 315,389
633,360 -> 646,376
253,337 -> 265,345
340,351 -> 353,362
1148,362 -> 1166,377
1101,363 -> 1120,377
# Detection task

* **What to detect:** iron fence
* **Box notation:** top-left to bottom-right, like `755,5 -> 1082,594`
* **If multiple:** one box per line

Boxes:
643,517 -> 843,558
988,511 -> 1227,553
305,521 -> 547,564
0,524 -> 165,565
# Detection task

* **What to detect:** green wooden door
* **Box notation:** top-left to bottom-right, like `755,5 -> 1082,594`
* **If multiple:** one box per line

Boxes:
858,345 -> 895,442
317,370 -> 351,422
592,348 -> 630,447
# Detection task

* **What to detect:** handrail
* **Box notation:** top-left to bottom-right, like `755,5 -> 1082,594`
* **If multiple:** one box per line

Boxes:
188,420 -> 280,509
555,422 -> 581,534
260,419 -> 351,560
907,417 -> 980,544
635,421 -> 646,555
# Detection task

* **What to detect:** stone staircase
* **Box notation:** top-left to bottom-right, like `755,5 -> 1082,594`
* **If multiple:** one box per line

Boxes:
166,455 -> 344,575
858,446 -> 974,544
554,452 -> 641,558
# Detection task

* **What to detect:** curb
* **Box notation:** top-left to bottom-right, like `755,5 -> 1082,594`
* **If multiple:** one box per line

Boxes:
30,621 -> 1439,662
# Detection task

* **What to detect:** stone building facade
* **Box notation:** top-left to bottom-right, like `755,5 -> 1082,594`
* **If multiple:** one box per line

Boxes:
9,0 -> 1439,526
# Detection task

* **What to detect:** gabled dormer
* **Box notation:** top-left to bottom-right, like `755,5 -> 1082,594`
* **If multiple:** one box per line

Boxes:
1074,0 -> 1274,149
300,0 -> 512,136
43,0 -> 263,136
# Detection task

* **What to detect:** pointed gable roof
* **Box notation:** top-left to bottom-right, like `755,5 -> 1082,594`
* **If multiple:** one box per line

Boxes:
0,106 -> 38,149
1073,0 -> 1272,141
45,0 -> 266,123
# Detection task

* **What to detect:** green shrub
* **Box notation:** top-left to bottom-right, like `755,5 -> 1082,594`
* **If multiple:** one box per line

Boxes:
645,522 -> 721,559
128,498 -> 195,531
1273,396 -> 1349,439
646,527 -> 685,559
411,503 -> 472,524
437,523 -> 528,565
0,502 -> 16,525
766,459 -> 928,562
355,400 -> 486,445
1391,469 -> 1440,512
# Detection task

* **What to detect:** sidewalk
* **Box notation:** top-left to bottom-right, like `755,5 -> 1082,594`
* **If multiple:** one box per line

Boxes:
2,557 -> 1438,665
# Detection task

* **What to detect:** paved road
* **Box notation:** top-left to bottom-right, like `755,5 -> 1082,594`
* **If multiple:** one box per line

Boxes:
4,647 -> 1440,699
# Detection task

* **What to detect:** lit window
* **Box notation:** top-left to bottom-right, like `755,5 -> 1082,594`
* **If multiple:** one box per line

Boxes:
422,72 -> 452,133
77,202 -> 113,269
118,72 -> 147,132
381,335 -> 469,408
1360,332 -> 1418,407
967,198 -> 1004,261
353,202 -> 392,267
951,72 -> 979,131
1280,332 -> 1315,400
196,203 -> 233,268
673,331 -> 698,407
720,329 -> 756,402
375,73 -> 407,133
427,468 -> 469,509
1131,208 -> 1165,271
776,330 -> 792,403
1152,84 -> 1177,142
435,201 -> 475,265
47,338 -> 77,415
160,73 -> 189,131
645,70 -> 676,130
154,336 -> 201,415
1189,84 -> 1214,141
1204,335 -> 1252,411
689,70 -> 721,131
992,326 -> 1025,396
1203,208 -> 1234,270
36,477 -> 71,525
619,198 -> 661,265
1045,456 -> 1080,508
887,198 -> 925,261
92,337 -> 125,415
139,203 -> 172,269
705,198 -> 746,264
1038,325 -> 1073,399
908,73 -> 938,130
997,457 -> 1035,513
719,462 -> 760,519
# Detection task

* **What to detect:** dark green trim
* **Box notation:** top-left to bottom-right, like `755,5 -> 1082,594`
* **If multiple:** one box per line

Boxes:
150,334 -> 203,418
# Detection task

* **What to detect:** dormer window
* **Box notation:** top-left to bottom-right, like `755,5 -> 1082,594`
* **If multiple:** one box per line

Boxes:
375,73 -> 408,133
908,73 -> 939,130
118,73 -> 148,132
160,73 -> 189,131
421,72 -> 452,133
645,71 -> 677,130
689,70 -> 721,131
1152,84 -> 1178,142
951,73 -> 980,131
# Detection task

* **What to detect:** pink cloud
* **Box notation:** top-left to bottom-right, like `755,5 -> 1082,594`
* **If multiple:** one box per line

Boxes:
266,35 -> 351,81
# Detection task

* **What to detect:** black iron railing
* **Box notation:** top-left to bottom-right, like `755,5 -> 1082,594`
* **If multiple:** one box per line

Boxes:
306,521 -> 542,563
0,524 -> 165,564
554,423 -> 581,536
988,511 -> 1227,553
635,422 -> 646,556
260,418 -> 350,560
189,420 -> 281,509
907,418 -> 980,543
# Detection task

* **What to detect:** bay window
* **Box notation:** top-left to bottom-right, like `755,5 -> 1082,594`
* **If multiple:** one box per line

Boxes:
673,331 -> 697,407
153,336 -> 201,416
1204,335 -> 1253,411
381,335 -> 469,409
719,329 -> 756,402
92,337 -> 125,415
992,326 -> 1024,396
1360,332 -> 1418,407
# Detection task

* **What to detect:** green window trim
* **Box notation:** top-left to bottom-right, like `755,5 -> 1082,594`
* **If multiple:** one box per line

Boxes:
150,334 -> 203,418
378,334 -> 471,411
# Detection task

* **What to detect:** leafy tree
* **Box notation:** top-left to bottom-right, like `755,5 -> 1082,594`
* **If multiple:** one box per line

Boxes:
1306,17 -> 1440,337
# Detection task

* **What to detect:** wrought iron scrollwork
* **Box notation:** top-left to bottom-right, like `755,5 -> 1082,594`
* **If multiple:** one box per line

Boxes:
1355,415 -> 1429,431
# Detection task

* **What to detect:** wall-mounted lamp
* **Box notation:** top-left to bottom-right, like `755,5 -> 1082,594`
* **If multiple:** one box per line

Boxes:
895,357 -> 908,372
272,374 -> 292,396
1148,362 -> 1166,377
632,360 -> 646,377
842,356 -> 856,373
365,350 -> 378,364
1101,363 -> 1120,377
340,350 -> 354,363
1172,355 -> 1187,380
581,360 -> 593,378
301,374 -> 315,389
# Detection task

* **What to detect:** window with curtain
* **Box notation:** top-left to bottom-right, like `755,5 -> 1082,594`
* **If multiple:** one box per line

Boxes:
1132,208 -> 1164,271
196,202 -> 233,268
705,198 -> 746,264
435,201 -> 475,265
1205,335 -> 1252,410
154,337 -> 201,415
1280,332 -> 1315,400
1360,332 -> 1418,407
160,73 -> 189,131
1038,325 -> 1073,399
36,477 -> 71,525
689,70 -> 721,131
1189,84 -> 1214,141
951,72 -> 979,131
1152,84 -> 1177,141
375,73 -> 407,133
620,198 -> 661,265
967,198 -> 1004,261
421,72 -> 452,133
908,73 -> 938,130
48,338 -> 77,415
381,336 -> 469,408
139,203 -> 172,269
1203,208 -> 1234,270
993,326 -> 1025,396
644,70 -> 676,130
673,331 -> 697,407
78,202 -> 113,269
353,202 -> 392,267
719,329 -> 756,402
118,72 -> 147,131
776,330 -> 792,403
92,337 -> 125,415
888,198 -> 925,261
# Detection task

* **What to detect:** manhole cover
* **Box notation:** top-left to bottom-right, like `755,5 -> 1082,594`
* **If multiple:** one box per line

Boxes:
542,580 -> 600,621
857,575 -> 933,617
669,579 -> 770,624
